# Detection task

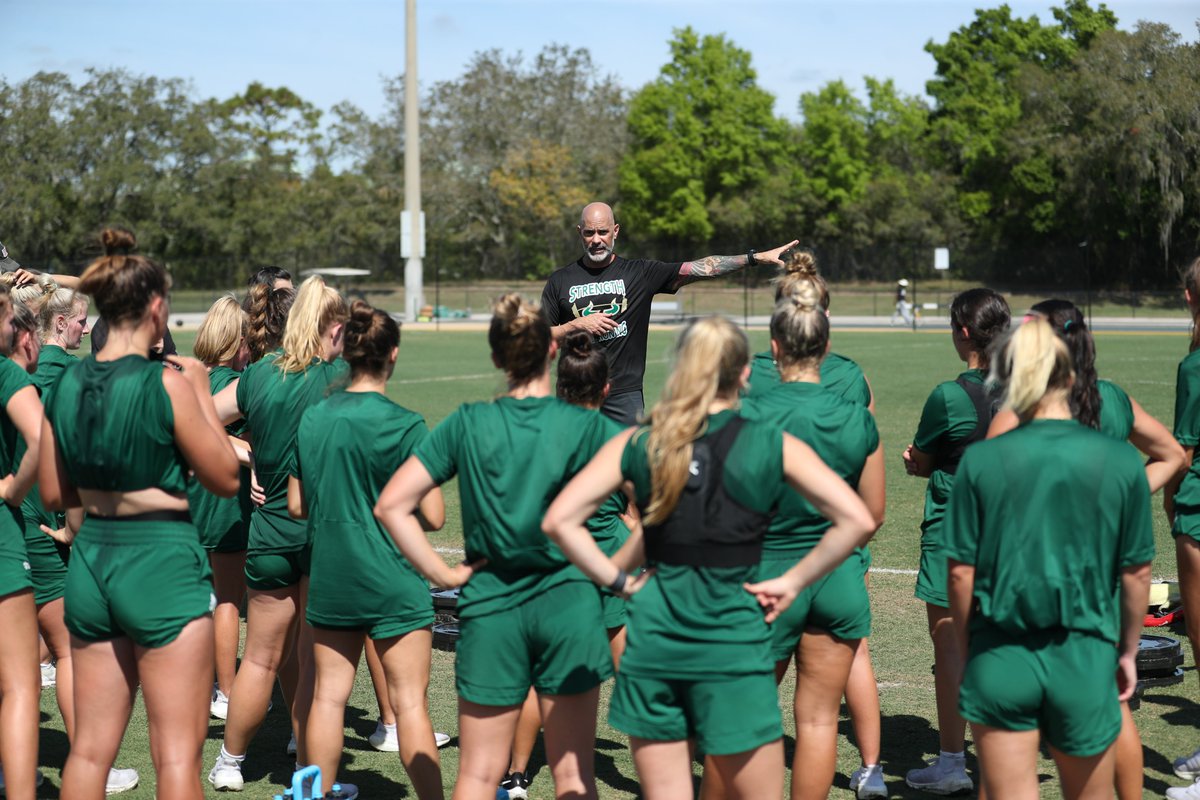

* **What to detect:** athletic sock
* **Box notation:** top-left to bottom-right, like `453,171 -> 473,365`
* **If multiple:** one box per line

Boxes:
220,746 -> 246,763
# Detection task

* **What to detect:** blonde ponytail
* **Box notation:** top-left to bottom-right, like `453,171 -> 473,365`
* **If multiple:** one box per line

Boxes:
276,276 -> 349,374
643,316 -> 748,524
992,316 -> 1073,419
770,250 -> 829,369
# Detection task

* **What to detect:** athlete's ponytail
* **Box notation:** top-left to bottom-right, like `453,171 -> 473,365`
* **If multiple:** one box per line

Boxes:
991,315 -> 1073,420
950,288 -> 1011,370
557,330 -> 608,408
643,316 -> 748,525
770,250 -> 829,371
276,276 -> 347,374
79,227 -> 171,326
1029,299 -> 1099,428
343,300 -> 400,379
489,293 -> 551,387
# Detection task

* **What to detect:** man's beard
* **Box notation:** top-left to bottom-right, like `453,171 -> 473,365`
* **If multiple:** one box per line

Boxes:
584,243 -> 613,264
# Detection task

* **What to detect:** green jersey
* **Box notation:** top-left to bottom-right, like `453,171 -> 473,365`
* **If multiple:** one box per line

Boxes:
187,365 -> 252,550
295,390 -> 430,625
0,357 -> 32,547
1097,379 -> 1133,441
913,368 -> 988,542
236,353 -> 348,552
944,419 -> 1153,644
415,395 -> 617,619
743,381 -> 878,554
1173,350 -> 1200,517
20,346 -> 76,531
618,411 -> 783,679
746,351 -> 871,407
589,414 -> 632,557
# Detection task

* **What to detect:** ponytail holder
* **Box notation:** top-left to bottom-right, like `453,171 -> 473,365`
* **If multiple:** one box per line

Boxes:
1022,314 -> 1037,323
1063,319 -> 1074,332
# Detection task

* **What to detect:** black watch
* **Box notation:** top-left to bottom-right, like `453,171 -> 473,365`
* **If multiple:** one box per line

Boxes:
747,249 -> 758,265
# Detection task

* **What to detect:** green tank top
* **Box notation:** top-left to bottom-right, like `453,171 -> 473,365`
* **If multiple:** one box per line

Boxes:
47,355 -> 187,493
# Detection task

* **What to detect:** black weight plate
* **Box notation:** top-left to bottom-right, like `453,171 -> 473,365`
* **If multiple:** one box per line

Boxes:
1136,667 -> 1185,692
432,621 -> 460,652
430,587 -> 460,612
1137,634 -> 1184,673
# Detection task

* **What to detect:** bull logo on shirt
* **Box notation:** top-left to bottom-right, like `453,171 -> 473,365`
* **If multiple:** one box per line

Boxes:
571,297 -> 628,319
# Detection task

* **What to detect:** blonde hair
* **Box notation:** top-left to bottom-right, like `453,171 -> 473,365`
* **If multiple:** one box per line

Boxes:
1184,256 -> 1200,353
643,316 -> 748,525
10,300 -> 37,334
194,296 -> 247,365
276,275 -> 348,374
0,271 -> 55,309
774,250 -> 829,309
39,287 -> 88,342
770,251 -> 829,370
991,316 -> 1073,418
488,293 -> 550,385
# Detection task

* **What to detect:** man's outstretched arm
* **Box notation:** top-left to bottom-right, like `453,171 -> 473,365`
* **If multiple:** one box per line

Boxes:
671,240 -> 799,290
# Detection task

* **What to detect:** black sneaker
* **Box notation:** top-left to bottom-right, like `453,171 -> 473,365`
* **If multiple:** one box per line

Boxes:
500,771 -> 531,799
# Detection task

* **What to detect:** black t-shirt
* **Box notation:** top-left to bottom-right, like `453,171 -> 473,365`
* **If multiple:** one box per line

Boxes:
541,256 -> 681,395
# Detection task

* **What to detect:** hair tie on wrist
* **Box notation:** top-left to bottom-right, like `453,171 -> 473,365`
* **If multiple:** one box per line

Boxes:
608,569 -> 629,594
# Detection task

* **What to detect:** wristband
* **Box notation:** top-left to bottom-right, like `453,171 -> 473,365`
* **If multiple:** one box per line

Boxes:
747,249 -> 758,266
608,569 -> 629,594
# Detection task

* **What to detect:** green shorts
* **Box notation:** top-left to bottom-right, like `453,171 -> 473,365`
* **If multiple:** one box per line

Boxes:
65,517 -> 215,649
600,588 -> 626,630
0,521 -> 32,598
245,547 -> 309,590
609,671 -> 783,755
308,565 -> 433,640
23,522 -> 69,606
761,553 -> 870,661
915,538 -> 948,608
1172,508 -> 1200,543
455,580 -> 613,706
959,624 -> 1121,757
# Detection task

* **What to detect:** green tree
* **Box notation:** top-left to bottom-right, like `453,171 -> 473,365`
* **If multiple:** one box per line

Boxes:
618,27 -> 792,252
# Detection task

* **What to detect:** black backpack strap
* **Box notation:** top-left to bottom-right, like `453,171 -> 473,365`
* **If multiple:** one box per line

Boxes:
938,377 -> 994,476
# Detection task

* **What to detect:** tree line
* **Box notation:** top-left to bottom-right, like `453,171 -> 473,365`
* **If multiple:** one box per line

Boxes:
1,1 -> 1197,289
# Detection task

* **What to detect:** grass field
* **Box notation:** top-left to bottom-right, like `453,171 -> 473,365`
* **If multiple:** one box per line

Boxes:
31,325 -> 1200,799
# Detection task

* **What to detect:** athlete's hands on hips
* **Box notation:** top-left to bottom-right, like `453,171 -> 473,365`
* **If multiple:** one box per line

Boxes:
1116,651 -> 1138,702
743,575 -> 802,623
440,558 -> 487,589
40,523 -> 74,545
572,314 -> 619,336
755,240 -> 801,266
617,567 -> 654,600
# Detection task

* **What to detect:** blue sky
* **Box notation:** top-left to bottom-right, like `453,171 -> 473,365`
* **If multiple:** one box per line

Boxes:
3,0 -> 1197,121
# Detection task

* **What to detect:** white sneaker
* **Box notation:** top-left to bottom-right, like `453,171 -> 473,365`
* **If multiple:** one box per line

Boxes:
105,767 -> 139,795
369,720 -> 399,752
1169,778 -> 1200,800
286,733 -> 297,756
211,686 -> 230,720
0,767 -> 46,792
850,764 -> 888,799
40,661 -> 56,688
1177,747 -> 1200,780
435,731 -> 451,749
208,754 -> 245,792
905,756 -> 972,795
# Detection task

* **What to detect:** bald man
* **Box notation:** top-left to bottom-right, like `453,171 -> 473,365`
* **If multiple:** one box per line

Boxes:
540,202 -> 797,424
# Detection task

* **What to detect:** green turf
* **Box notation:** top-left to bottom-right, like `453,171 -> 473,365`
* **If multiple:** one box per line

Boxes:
34,327 -> 1200,798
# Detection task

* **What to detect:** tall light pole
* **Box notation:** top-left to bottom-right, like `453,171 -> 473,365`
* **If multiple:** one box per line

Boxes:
403,0 -> 423,321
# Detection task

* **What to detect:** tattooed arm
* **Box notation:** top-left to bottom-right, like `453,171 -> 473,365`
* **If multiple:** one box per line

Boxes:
671,239 -> 799,290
